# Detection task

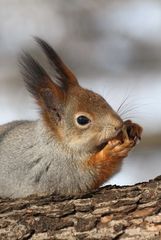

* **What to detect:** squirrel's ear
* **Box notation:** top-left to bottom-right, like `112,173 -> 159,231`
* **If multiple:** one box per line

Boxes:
35,37 -> 79,89
20,53 -> 65,123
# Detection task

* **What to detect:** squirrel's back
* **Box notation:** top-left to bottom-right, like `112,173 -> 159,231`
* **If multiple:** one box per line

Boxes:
0,120 -> 39,197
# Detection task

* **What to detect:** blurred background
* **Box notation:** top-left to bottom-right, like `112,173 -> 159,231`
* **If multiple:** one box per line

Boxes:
0,0 -> 161,185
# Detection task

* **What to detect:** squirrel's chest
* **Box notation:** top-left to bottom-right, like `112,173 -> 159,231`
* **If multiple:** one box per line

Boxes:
36,151 -> 95,195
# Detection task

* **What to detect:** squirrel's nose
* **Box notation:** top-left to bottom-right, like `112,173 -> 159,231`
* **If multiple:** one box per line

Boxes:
109,111 -> 123,132
114,121 -> 123,132
115,124 -> 122,131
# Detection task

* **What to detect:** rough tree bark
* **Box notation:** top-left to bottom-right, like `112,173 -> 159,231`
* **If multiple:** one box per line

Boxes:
0,176 -> 161,240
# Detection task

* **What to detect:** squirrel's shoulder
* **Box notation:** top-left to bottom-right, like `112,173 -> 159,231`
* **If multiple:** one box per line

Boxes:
0,120 -> 36,139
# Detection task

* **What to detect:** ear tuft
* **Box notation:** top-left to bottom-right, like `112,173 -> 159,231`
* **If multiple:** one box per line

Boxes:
20,52 -> 65,126
34,37 -> 79,89
20,52 -> 52,99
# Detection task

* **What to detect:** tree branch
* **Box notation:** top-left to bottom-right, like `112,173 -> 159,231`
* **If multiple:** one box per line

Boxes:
0,176 -> 161,240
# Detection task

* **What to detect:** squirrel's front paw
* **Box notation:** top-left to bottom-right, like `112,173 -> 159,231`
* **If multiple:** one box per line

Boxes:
101,139 -> 134,160
124,120 -> 143,144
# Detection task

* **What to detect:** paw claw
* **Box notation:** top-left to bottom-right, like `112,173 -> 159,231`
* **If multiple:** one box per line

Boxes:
123,121 -> 143,142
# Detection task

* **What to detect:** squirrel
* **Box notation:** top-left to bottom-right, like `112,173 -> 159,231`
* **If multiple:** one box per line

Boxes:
0,38 -> 143,198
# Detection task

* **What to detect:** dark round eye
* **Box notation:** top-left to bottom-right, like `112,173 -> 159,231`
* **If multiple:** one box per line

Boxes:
77,115 -> 91,126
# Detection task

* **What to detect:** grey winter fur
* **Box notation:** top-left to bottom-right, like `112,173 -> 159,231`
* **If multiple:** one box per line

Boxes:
0,120 -> 97,198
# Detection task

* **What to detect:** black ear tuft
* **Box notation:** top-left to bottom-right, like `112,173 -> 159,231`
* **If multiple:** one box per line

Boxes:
20,52 -> 53,99
34,37 -> 78,89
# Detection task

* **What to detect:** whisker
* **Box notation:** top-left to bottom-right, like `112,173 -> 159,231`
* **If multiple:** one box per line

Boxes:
117,94 -> 130,114
118,101 -> 149,118
122,116 -> 139,121
122,113 -> 142,120
119,105 -> 142,117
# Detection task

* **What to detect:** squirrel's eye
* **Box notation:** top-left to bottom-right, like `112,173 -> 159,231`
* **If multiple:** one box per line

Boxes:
77,116 -> 90,125
75,113 -> 92,129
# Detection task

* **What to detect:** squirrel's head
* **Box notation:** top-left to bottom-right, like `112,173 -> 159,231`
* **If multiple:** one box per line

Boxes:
21,38 -> 123,154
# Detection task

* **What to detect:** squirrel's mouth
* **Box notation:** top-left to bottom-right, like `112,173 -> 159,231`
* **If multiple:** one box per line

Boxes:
96,139 -> 109,151
96,128 -> 123,151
